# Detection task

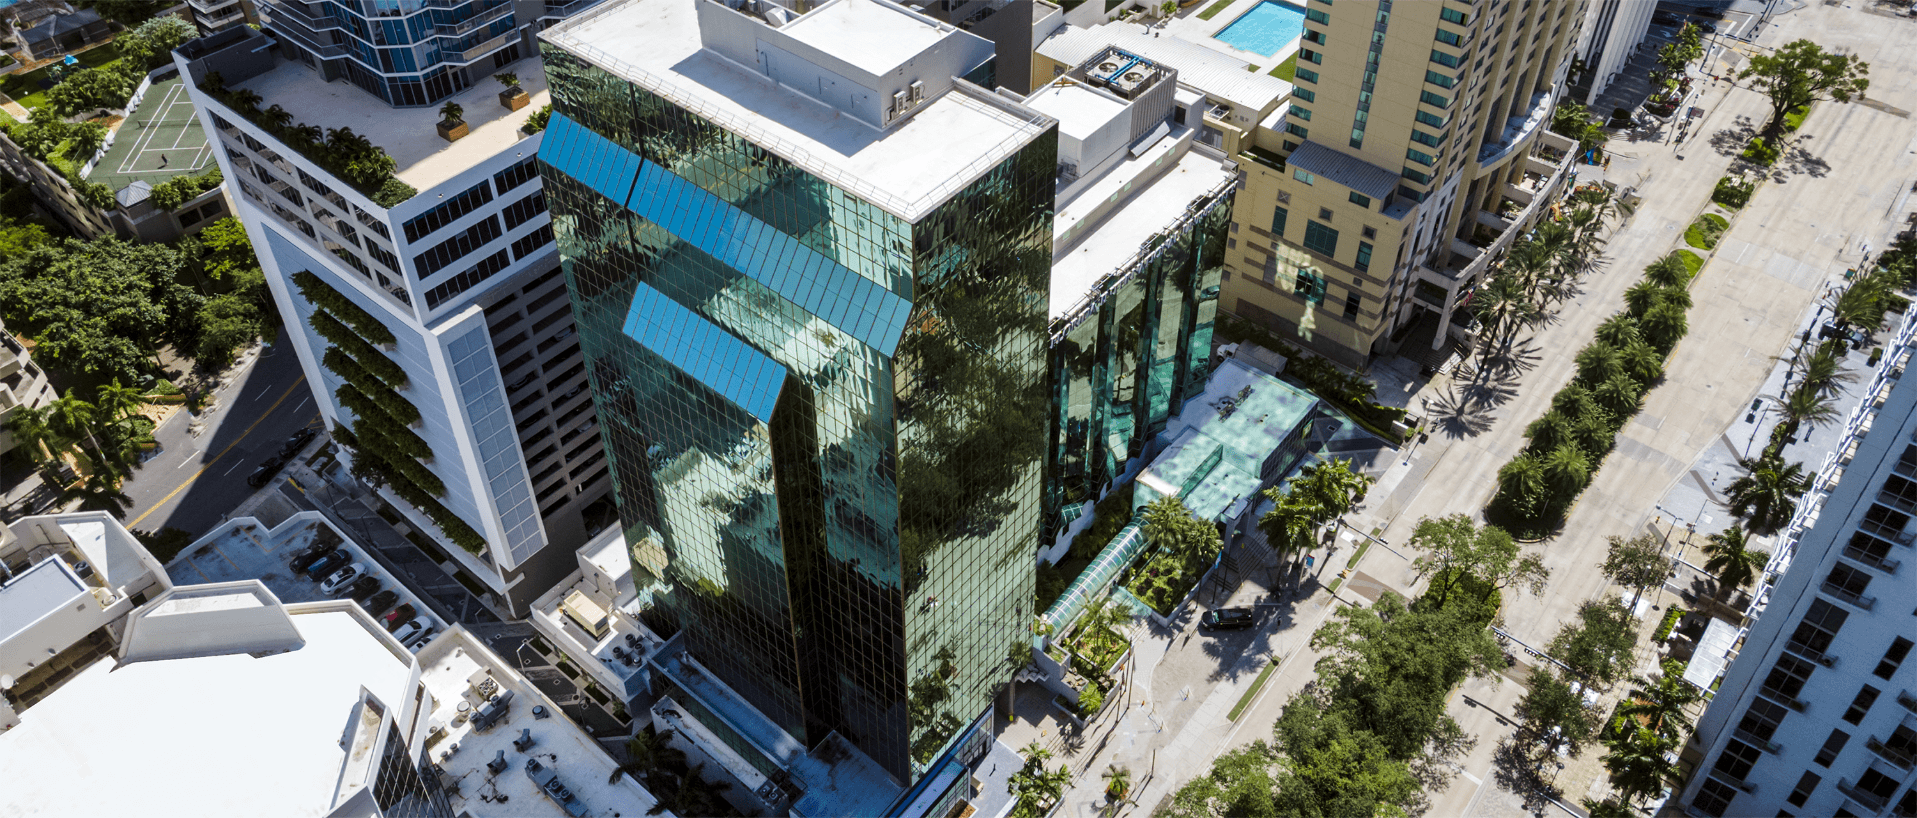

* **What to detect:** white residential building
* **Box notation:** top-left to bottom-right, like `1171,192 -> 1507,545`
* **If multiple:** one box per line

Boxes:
1575,0 -> 1657,103
171,1 -> 617,617
1682,332 -> 1917,818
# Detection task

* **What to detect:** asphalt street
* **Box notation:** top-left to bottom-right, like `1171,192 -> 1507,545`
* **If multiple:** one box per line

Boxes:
119,329 -> 321,538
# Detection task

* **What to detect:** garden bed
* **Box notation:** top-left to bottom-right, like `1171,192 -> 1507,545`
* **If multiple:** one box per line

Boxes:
1122,546 -> 1207,616
1683,214 -> 1727,250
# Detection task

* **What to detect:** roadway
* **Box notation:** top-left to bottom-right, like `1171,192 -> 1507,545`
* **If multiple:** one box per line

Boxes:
119,329 -> 322,538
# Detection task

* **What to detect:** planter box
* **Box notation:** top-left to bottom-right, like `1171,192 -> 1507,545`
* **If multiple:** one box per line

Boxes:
499,89 -> 529,111
437,119 -> 469,142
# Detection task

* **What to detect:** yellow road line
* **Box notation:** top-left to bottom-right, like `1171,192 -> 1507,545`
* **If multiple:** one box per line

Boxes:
127,379 -> 309,529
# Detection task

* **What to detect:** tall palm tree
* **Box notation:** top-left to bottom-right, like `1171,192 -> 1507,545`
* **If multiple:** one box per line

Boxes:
1779,382 -> 1841,435
1796,341 -> 1856,398
2,404 -> 60,465
1618,339 -> 1665,384
47,389 -> 101,463
95,378 -> 145,422
1498,453 -> 1548,519
1526,411 -> 1576,453
1616,661 -> 1704,738
608,729 -> 686,786
1542,444 -> 1591,508
1623,280 -> 1662,317
1601,726 -> 1683,807
1830,274 -> 1888,333
1702,526 -> 1770,596
1571,410 -> 1619,458
1504,240 -> 1556,306
1725,456 -> 1812,535
1593,373 -> 1644,417
1473,274 -> 1535,355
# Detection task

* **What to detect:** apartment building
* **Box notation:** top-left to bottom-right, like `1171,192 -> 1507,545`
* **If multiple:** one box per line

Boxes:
1681,344 -> 1917,818
0,318 -> 56,463
171,0 -> 617,617
187,0 -> 256,35
1222,0 -> 1583,369
538,0 -> 1054,789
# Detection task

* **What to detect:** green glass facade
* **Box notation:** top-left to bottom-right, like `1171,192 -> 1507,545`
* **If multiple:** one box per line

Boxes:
537,48 -> 1054,782
1046,194 -> 1233,537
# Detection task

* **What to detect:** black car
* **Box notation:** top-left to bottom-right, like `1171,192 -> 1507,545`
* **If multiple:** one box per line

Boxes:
280,428 -> 317,459
361,590 -> 399,616
303,550 -> 350,580
1200,608 -> 1256,631
246,455 -> 285,488
289,541 -> 339,573
341,575 -> 381,602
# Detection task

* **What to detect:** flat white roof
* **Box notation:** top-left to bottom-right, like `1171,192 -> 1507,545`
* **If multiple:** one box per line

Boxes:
236,58 -> 550,193
1037,23 -> 1291,113
415,630 -> 663,817
0,609 -> 413,818
781,0 -> 946,77
544,0 -> 1052,220
1023,81 -> 1127,143
0,557 -> 86,645
1050,137 -> 1234,318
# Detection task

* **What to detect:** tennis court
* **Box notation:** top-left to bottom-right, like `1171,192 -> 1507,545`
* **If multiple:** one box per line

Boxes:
88,75 -> 215,193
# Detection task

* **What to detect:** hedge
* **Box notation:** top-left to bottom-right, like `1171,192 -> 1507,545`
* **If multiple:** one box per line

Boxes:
322,347 -> 405,401
293,271 -> 396,345
1711,176 -> 1754,210
1654,606 -> 1685,641
309,311 -> 407,387
1216,313 -> 1409,440
335,380 -> 420,427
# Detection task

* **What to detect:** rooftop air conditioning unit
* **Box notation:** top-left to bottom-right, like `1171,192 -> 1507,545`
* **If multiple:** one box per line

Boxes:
909,80 -> 924,104
893,89 -> 908,113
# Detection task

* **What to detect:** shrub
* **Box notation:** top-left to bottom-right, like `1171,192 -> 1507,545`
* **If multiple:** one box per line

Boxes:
293,271 -> 397,345
147,166 -> 223,211
151,379 -> 182,396
1215,313 -> 1408,438
1677,250 -> 1705,278
1683,213 -> 1728,250
1653,606 -> 1685,641
521,104 -> 551,136
1711,176 -> 1754,210
202,73 -> 417,206
1076,684 -> 1105,719
1783,103 -> 1810,132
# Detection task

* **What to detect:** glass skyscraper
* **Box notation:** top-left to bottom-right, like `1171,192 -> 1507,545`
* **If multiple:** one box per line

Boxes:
534,9 -> 1055,781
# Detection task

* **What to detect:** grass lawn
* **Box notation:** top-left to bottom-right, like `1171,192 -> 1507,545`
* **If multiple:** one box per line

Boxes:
1678,250 -> 1705,278
1227,656 -> 1281,721
1198,0 -> 1234,19
0,43 -> 124,110
1783,103 -> 1810,132
1269,51 -> 1298,81
1683,213 -> 1728,250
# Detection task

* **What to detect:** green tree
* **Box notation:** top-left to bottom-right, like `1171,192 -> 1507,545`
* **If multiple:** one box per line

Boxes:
1525,411 -> 1575,453
1642,251 -> 1690,289
1738,39 -> 1870,139
1513,667 -> 1601,762
1575,343 -> 1625,387
1795,340 -> 1856,398
95,378 -> 145,422
1779,381 -> 1840,435
2,404 -> 60,465
1103,764 -> 1133,801
1144,495 -> 1222,567
1259,458 -> 1372,564
194,293 -> 268,368
44,66 -> 137,117
608,728 -> 686,787
1162,742 -> 1282,818
1548,597 -> 1639,687
1725,455 -> 1812,535
1583,798 -> 1636,818
47,389 -> 102,465
1308,592 -> 1503,760
1271,706 -> 1423,818
60,470 -> 133,516
1623,279 -> 1663,318
1701,526 -> 1769,595
115,15 -> 198,69
1654,23 -> 1704,87
1593,373 -> 1644,418
1593,314 -> 1640,349
195,217 -> 260,283
1639,301 -> 1689,354
1406,514 -> 1543,607
1472,273 -> 1537,355
1008,741 -> 1071,818
1496,453 -> 1548,521
1601,534 -> 1671,608
1600,725 -> 1682,807
0,237 -> 199,384
1540,443 -> 1591,509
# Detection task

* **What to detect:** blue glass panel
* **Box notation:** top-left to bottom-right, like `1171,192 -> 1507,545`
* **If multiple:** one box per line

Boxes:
623,283 -> 787,423
538,113 -> 642,207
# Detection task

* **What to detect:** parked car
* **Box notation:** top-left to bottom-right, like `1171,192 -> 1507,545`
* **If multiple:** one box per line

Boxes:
279,427 -> 317,459
384,603 -> 416,631
289,541 -> 339,573
393,619 -> 430,644
302,550 -> 350,579
404,626 -> 438,650
320,563 -> 367,595
246,455 -> 285,488
361,590 -> 399,616
342,576 -> 381,602
1199,608 -> 1256,631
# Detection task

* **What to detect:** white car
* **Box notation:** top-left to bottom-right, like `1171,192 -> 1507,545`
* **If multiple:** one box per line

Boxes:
404,626 -> 438,650
393,618 -> 431,645
319,563 -> 366,595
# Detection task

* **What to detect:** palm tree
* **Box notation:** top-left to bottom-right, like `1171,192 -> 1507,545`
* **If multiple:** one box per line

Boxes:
1778,383 -> 1840,438
1504,240 -> 1556,306
1618,339 -> 1664,384
1702,526 -> 1770,594
1643,252 -> 1690,288
1623,280 -> 1662,317
1572,410 -> 1618,457
1594,315 -> 1640,349
1576,343 -> 1626,387
1542,444 -> 1591,508
1498,454 -> 1548,519
2,404 -> 60,465
1593,373 -> 1643,417
1582,798 -> 1636,818
47,389 -> 101,463
260,103 -> 293,129
1601,725 -> 1682,807
1725,455 -> 1812,535
1639,301 -> 1689,354
1617,661 -> 1704,738
609,728 -> 687,786
1020,741 -> 1052,767
1796,341 -> 1855,398
96,378 -> 145,422
1830,274 -> 1887,333
1473,274 -> 1536,355
1102,764 -> 1133,801
1526,411 -> 1575,452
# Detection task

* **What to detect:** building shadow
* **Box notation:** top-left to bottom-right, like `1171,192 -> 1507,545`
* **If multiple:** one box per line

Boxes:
1491,736 -> 1572,818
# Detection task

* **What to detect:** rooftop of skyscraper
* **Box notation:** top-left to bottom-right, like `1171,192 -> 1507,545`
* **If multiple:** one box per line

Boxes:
541,0 -> 1055,220
177,25 -> 551,195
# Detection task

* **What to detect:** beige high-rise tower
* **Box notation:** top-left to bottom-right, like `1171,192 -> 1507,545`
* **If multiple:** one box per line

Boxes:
1223,0 -> 1585,369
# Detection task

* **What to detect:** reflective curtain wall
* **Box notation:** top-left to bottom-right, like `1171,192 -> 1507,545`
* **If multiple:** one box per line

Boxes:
539,45 -> 1051,783
1046,197 -> 1231,536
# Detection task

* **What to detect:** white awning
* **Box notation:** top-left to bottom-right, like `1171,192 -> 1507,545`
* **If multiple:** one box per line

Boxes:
1684,618 -> 1740,690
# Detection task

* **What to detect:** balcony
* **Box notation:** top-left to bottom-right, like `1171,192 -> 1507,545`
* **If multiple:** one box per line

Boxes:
1784,643 -> 1836,667
1477,90 -> 1554,170
538,0 -> 609,17
1821,581 -> 1876,610
453,31 -> 515,64
1732,729 -> 1782,755
1843,543 -> 1901,574
1838,778 -> 1889,812
1899,690 -> 1917,715
1867,737 -> 1915,769
426,2 -> 513,38
187,0 -> 241,13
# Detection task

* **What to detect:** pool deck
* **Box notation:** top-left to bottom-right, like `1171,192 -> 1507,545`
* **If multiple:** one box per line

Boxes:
1159,0 -> 1303,76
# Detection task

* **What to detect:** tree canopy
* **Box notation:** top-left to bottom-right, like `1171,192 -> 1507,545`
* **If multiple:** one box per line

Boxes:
1406,514 -> 1546,609
1600,534 -> 1671,606
1738,39 -> 1869,138
0,237 -> 200,384
1547,597 -> 1639,688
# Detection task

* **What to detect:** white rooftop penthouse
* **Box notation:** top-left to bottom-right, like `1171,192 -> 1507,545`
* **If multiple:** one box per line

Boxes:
543,0 -> 1055,220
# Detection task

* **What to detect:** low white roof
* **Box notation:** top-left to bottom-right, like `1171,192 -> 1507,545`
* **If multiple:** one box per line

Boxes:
0,608 -> 413,817
782,0 -> 947,77
1050,138 -> 1234,318
1037,24 -> 1291,114
543,0 -> 1052,220
1024,81 -> 1128,143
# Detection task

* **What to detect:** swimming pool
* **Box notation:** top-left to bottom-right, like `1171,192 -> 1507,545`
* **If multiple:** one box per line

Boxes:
1212,1 -> 1307,58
